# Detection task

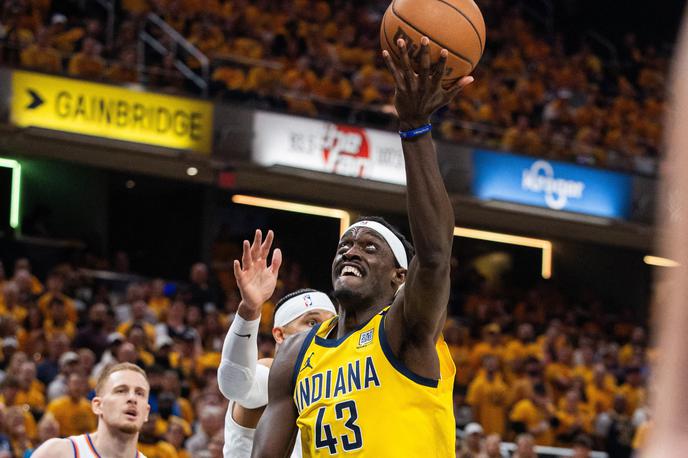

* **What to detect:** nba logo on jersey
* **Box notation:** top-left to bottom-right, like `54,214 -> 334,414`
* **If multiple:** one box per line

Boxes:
358,329 -> 374,347
304,295 -> 312,306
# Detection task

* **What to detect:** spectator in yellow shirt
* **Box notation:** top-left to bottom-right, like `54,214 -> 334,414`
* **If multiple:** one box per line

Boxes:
618,327 -> 646,367
106,48 -> 138,84
545,345 -> 575,402
618,366 -> 646,416
504,323 -> 541,375
13,259 -> 43,296
148,279 -> 172,320
137,415 -> 178,458
17,360 -> 46,414
0,282 -> 27,325
0,377 -> 38,441
5,405 -> 34,454
444,320 -> 473,387
555,389 -> 592,446
38,271 -> 77,323
68,37 -> 106,79
586,364 -> 616,415
165,419 -> 191,458
20,27 -> 62,73
510,383 -> 556,446
117,300 -> 157,346
44,297 -> 76,341
45,373 -> 97,437
470,323 -> 505,370
467,356 -> 509,436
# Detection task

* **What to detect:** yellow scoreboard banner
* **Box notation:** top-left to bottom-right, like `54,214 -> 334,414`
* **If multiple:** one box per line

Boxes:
11,71 -> 213,155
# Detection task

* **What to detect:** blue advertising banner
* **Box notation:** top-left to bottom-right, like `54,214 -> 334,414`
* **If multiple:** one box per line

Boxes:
472,150 -> 633,219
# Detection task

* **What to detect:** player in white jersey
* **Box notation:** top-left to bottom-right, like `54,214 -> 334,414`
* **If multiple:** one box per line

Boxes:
218,229 -> 336,458
32,362 -> 151,458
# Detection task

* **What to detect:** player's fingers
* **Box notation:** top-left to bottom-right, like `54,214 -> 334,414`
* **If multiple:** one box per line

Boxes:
261,229 -> 274,259
241,239 -> 251,268
418,37 -> 431,86
397,38 -> 416,91
382,50 -> 407,92
270,248 -> 283,275
233,259 -> 242,280
251,229 -> 262,259
431,49 -> 449,87
443,78 -> 471,103
456,75 -> 475,91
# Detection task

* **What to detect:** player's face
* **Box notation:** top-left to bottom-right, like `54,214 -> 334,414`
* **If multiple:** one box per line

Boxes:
284,310 -> 335,336
332,228 -> 401,304
92,370 -> 151,435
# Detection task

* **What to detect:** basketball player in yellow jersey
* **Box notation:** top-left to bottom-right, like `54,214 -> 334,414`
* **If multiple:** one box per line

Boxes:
32,362 -> 151,458
252,37 -> 474,458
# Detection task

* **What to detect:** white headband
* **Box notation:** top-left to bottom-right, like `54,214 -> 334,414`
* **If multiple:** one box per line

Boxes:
274,291 -> 337,328
343,221 -> 408,269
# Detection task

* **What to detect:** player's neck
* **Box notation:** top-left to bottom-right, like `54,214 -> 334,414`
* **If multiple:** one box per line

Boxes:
90,425 -> 139,458
336,303 -> 387,337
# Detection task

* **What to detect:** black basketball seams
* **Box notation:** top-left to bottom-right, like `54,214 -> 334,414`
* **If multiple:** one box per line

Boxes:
435,0 -> 484,54
390,0 -> 475,67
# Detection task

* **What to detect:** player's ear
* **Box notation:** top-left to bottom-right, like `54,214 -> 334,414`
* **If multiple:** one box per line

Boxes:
91,396 -> 103,416
145,404 -> 150,422
392,267 -> 406,287
273,327 -> 285,345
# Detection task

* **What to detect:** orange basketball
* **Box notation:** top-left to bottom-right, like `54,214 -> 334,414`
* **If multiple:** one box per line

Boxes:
380,0 -> 486,87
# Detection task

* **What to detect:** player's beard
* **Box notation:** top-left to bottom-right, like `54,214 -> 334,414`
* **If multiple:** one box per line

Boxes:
117,422 -> 139,434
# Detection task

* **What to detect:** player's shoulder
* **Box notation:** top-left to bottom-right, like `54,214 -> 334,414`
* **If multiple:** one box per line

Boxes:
31,437 -> 74,457
271,327 -> 318,386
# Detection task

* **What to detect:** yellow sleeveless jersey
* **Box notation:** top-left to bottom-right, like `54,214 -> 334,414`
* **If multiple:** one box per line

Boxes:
293,308 -> 456,457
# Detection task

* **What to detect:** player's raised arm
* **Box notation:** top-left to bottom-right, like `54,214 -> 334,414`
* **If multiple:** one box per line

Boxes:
251,332 -> 305,458
644,8 -> 688,457
218,229 -> 282,405
383,37 -> 473,341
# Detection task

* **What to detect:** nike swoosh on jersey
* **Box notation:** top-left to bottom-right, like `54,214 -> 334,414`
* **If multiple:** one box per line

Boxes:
234,333 -> 251,338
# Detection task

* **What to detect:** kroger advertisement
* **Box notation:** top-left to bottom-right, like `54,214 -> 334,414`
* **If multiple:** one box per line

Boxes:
472,150 -> 633,219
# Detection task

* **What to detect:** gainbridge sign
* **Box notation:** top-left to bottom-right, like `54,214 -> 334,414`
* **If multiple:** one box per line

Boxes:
11,71 -> 213,154
252,111 -> 406,185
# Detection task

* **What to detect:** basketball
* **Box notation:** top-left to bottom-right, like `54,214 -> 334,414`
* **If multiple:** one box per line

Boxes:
380,0 -> 486,86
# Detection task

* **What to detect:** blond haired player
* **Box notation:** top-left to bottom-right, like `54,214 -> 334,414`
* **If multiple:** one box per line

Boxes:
218,229 -> 336,457
32,362 -> 150,458
252,37 -> 473,457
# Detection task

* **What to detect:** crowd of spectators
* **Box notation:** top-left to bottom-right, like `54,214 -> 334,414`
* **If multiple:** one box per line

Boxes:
448,276 -> 651,458
0,250 -> 651,457
0,0 -> 670,174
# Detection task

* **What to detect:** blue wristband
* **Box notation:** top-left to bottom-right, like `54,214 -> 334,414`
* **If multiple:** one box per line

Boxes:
399,123 -> 432,139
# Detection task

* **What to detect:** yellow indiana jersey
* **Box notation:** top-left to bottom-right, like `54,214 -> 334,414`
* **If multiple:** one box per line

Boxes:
293,308 -> 456,457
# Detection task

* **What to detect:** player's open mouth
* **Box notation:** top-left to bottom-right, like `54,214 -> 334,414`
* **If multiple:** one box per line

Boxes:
124,409 -> 137,420
339,264 -> 364,278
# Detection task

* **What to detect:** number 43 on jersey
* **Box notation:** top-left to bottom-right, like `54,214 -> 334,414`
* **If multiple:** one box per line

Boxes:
315,400 -> 363,454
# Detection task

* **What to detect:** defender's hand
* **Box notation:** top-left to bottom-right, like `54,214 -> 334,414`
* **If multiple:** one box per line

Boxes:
234,229 -> 282,319
382,36 -> 474,130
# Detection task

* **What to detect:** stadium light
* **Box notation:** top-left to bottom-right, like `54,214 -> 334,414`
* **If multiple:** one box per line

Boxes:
0,158 -> 21,230
231,195 -> 351,235
644,255 -> 680,268
453,227 -> 553,279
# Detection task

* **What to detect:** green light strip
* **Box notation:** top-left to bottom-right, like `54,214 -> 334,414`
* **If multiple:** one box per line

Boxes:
0,158 -> 21,229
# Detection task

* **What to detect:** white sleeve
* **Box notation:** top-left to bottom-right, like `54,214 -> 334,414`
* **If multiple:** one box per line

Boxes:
217,314 -> 269,409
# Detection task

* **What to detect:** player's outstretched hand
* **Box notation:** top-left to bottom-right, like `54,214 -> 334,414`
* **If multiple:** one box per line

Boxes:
382,36 -> 474,130
233,229 -> 282,316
